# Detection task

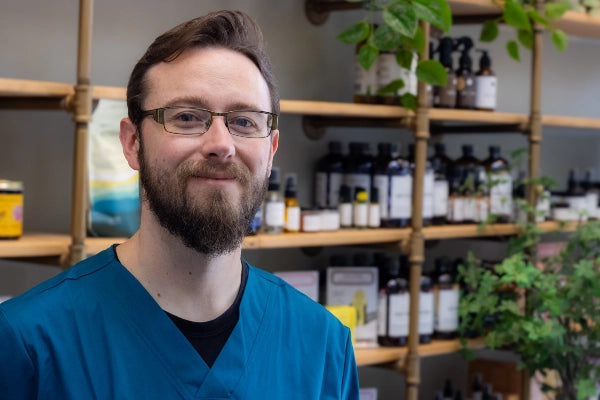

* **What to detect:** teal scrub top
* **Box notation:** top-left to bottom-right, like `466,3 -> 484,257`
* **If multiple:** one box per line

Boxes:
0,247 -> 359,399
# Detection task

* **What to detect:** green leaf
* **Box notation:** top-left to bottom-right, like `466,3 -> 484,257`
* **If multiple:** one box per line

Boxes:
545,1 -> 571,20
527,9 -> 550,28
373,23 -> 404,51
358,44 -> 379,71
507,40 -> 520,61
480,20 -> 499,42
551,29 -> 568,51
400,93 -> 417,110
377,78 -> 405,95
383,1 -> 418,37
412,0 -> 452,32
396,49 -> 415,69
518,29 -> 533,50
416,59 -> 447,86
576,378 -> 597,400
403,26 -> 426,53
338,21 -> 370,44
504,0 -> 531,31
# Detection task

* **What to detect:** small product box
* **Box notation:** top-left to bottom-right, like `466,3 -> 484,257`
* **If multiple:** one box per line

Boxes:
359,388 -> 378,400
326,266 -> 379,347
274,270 -> 319,302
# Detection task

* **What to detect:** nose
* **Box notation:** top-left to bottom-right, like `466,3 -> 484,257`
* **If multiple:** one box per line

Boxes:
200,115 -> 235,160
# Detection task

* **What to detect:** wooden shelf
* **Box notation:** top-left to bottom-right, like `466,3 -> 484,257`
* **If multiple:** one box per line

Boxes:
0,234 -> 70,258
356,338 -> 485,367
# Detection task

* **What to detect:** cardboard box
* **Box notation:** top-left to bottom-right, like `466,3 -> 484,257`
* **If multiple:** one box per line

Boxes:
274,270 -> 319,302
326,266 -> 379,347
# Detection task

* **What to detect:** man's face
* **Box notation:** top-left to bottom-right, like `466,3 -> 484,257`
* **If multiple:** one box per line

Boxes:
135,47 -> 279,255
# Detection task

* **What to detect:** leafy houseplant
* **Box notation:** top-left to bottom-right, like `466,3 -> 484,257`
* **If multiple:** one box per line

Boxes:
337,0 -> 577,109
458,199 -> 600,400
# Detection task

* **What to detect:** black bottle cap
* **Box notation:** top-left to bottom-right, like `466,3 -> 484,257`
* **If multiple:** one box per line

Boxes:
328,141 -> 342,154
489,145 -> 500,156
434,142 -> 446,154
457,36 -> 474,70
435,256 -> 452,278
284,174 -> 297,198
398,255 -> 410,279
461,144 -> 474,156
339,185 -> 351,203
349,142 -> 362,154
438,37 -> 455,69
420,274 -> 432,291
443,379 -> 453,398
360,142 -> 372,155
478,49 -> 492,69
268,167 -> 280,191
370,187 -> 379,203
378,142 -> 392,155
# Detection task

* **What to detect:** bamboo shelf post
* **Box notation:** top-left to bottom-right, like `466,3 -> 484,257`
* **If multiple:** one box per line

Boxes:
65,0 -> 93,267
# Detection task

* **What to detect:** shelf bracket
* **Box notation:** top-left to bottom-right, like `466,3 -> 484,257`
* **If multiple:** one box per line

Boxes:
302,115 -> 413,140
305,0 -> 362,25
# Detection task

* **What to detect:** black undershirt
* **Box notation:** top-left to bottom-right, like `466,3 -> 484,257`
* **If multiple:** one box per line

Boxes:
165,261 -> 249,367
114,246 -> 249,368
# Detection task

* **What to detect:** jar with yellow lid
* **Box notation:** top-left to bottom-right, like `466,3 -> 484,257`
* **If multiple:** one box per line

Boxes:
0,180 -> 24,239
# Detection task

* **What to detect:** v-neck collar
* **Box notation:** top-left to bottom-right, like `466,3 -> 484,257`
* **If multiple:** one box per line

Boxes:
105,249 -> 273,399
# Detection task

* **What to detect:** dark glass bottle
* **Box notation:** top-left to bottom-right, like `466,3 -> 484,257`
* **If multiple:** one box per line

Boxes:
315,141 -> 345,209
453,145 -> 481,224
482,145 -> 512,223
455,37 -> 476,109
344,142 -> 373,203
434,37 -> 457,108
429,143 -> 452,224
447,165 -> 465,224
372,143 -> 411,228
472,373 -> 484,400
407,143 -> 434,226
434,257 -> 459,339
376,256 -> 409,346
442,379 -> 454,400
419,273 -> 434,344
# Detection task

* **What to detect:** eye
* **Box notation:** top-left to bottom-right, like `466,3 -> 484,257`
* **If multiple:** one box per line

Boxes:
228,115 -> 257,129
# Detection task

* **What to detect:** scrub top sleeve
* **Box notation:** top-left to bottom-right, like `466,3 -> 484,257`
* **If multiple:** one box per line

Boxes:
0,309 -> 38,399
340,328 -> 360,400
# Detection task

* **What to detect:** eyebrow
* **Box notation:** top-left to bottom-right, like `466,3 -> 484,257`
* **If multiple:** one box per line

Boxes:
162,96 -> 268,112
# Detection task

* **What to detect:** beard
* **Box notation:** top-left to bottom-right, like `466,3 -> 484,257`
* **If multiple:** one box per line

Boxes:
138,141 -> 268,257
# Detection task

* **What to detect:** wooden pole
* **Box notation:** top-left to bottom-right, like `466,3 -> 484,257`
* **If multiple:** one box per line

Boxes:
528,0 -> 543,209
65,0 -> 93,267
404,21 -> 431,400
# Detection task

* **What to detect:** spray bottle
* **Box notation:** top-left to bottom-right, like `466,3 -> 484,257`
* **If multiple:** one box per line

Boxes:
474,49 -> 497,111
455,37 -> 476,109
433,37 -> 457,109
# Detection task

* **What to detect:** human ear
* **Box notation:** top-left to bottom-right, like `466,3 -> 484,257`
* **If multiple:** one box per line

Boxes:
120,118 -> 141,171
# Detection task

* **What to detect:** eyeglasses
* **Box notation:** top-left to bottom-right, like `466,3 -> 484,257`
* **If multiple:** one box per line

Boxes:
142,106 -> 278,138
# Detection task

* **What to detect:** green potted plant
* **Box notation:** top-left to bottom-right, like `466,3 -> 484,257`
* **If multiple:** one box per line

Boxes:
458,185 -> 600,400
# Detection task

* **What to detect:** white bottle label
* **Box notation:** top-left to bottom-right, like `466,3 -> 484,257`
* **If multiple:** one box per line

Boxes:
377,292 -> 388,336
423,169 -> 434,219
449,197 -> 465,223
389,292 -> 410,337
265,201 -> 285,228
368,204 -> 380,228
390,175 -> 412,219
435,288 -> 459,332
419,291 -> 435,335
475,75 -> 497,110
433,180 -> 449,217
489,171 -> 512,216
463,197 -> 478,221
355,58 -> 378,96
339,203 -> 353,227
373,174 -> 389,219
353,203 -> 368,227
285,206 -> 301,231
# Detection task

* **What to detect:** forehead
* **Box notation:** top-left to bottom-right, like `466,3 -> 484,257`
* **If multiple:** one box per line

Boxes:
144,46 -> 271,111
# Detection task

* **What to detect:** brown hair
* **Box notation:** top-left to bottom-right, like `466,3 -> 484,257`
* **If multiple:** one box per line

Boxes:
126,10 -> 279,128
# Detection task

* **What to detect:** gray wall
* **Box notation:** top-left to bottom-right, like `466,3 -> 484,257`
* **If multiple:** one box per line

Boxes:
2,1 -> 600,398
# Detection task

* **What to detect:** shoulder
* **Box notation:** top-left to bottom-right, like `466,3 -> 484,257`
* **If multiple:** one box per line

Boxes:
0,247 -> 118,321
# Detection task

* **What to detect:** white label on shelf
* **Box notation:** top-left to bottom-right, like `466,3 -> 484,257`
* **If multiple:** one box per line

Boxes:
463,197 -> 478,221
377,292 -> 387,336
422,169 -> 434,219
475,75 -> 497,110
353,203 -> 368,228
388,292 -> 410,337
373,174 -> 389,219
435,288 -> 459,332
419,291 -> 434,335
389,175 -> 412,219
264,201 -> 285,227
285,206 -> 301,231
449,197 -> 465,222
339,203 -> 353,227
489,171 -> 513,216
433,180 -> 449,217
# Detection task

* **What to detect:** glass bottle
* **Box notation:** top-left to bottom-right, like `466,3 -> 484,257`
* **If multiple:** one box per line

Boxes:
344,142 -> 373,203
368,187 -> 381,228
429,142 -> 452,224
374,143 -> 412,227
407,143 -> 434,226
419,274 -> 435,344
284,173 -> 301,233
434,257 -> 459,339
434,37 -> 457,108
453,145 -> 481,224
376,256 -> 409,346
315,141 -> 345,209
263,167 -> 285,234
354,40 -> 378,104
482,145 -> 512,223
447,165 -> 465,224
338,185 -> 353,229
353,187 -> 368,229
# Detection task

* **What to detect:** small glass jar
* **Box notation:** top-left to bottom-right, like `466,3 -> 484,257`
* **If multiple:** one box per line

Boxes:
0,180 -> 24,239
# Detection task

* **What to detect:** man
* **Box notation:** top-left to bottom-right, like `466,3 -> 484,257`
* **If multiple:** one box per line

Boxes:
0,10 -> 359,399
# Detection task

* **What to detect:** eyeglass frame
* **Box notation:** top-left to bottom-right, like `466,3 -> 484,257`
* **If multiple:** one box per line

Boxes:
141,106 -> 279,138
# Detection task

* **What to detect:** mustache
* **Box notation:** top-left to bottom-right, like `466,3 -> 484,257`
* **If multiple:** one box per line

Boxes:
177,160 -> 251,185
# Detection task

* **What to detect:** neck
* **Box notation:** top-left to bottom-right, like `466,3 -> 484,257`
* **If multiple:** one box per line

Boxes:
117,210 -> 243,323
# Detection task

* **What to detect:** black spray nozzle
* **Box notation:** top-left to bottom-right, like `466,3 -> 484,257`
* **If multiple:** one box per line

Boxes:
436,37 -> 456,68
456,37 -> 474,69
476,49 -> 492,69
